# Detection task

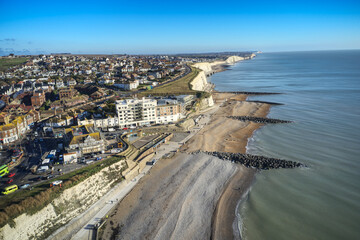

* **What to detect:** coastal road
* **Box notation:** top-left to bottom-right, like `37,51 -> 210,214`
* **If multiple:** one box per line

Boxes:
65,140 -> 186,240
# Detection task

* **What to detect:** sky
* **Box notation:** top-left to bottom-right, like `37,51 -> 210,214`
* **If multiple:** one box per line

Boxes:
0,0 -> 360,55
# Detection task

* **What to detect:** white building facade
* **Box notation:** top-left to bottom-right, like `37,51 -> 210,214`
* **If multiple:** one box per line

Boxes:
115,98 -> 157,127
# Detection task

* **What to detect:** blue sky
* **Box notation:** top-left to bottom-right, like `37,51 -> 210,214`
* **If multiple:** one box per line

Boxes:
0,0 -> 360,55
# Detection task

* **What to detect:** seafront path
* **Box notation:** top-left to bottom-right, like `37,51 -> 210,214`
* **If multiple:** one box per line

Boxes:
48,102 -> 219,240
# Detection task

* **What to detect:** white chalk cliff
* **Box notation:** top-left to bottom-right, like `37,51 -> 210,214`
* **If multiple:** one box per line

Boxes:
190,55 -> 250,91
190,71 -> 208,91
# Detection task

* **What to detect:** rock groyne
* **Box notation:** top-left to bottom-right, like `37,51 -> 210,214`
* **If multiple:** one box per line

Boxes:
220,91 -> 281,95
228,116 -> 293,124
193,151 -> 304,170
247,100 -> 284,105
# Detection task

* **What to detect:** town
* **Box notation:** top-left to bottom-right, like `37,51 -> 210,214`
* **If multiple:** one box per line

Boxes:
0,53 -> 252,194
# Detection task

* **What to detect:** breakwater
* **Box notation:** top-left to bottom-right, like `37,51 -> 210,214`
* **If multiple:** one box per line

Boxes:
246,100 -> 284,105
219,91 -> 281,95
193,151 -> 304,170
228,116 -> 292,124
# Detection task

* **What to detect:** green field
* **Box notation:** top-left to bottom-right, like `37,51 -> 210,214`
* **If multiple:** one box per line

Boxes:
0,57 -> 29,72
138,67 -> 201,97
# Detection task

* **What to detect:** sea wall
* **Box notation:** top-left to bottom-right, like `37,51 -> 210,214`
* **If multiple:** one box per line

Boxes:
0,160 -> 127,240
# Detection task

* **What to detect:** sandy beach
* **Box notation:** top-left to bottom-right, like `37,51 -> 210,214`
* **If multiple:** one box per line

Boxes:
100,93 -> 271,239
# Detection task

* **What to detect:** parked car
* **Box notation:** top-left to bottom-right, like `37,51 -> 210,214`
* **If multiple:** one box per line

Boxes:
7,173 -> 15,178
6,179 -> 14,184
85,160 -> 94,165
20,184 -> 30,189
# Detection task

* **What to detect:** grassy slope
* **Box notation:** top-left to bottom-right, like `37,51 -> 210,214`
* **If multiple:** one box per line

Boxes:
0,58 -> 29,72
0,156 -> 126,227
138,67 -> 201,96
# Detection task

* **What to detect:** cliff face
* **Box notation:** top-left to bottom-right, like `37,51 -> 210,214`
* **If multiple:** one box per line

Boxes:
190,71 -> 208,91
225,55 -> 245,64
199,95 -> 214,110
0,160 -> 126,240
190,55 -> 249,92
192,55 -> 247,76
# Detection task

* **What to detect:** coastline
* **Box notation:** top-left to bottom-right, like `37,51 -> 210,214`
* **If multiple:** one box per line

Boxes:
182,92 -> 270,239
99,58 -> 271,239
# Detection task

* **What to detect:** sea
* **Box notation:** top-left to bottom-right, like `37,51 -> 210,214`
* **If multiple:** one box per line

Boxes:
209,50 -> 360,240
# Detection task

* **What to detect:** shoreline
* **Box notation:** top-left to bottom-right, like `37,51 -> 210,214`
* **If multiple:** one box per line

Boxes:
99,58 -> 270,239
208,95 -> 271,240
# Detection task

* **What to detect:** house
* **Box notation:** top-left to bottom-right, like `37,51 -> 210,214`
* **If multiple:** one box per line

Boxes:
2,104 -> 34,115
0,110 -> 40,145
67,79 -> 77,86
56,80 -> 65,88
84,78 -> 94,84
59,88 -> 79,100
23,82 -> 34,92
31,90 -> 46,108
113,80 -> 139,90
98,79 -> 115,85
45,115 -> 73,127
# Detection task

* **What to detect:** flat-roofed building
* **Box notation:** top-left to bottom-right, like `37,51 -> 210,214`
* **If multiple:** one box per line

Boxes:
155,99 -> 182,124
64,124 -> 105,156
115,98 -> 156,127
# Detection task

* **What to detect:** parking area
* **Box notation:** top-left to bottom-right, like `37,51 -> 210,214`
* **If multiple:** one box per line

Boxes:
132,134 -> 160,149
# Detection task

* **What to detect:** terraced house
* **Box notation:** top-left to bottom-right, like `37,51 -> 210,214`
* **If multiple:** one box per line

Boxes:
0,110 -> 40,146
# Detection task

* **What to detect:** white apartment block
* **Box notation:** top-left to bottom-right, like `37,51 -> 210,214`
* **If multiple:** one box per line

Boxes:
113,80 -> 139,90
116,98 -> 157,127
77,116 -> 118,129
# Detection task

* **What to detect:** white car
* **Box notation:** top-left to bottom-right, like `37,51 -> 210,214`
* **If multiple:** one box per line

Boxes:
20,184 -> 30,189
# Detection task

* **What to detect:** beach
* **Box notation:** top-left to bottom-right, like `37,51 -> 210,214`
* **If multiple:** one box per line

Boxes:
100,92 -> 271,239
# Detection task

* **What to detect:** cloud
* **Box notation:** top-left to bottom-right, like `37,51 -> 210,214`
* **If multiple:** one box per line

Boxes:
0,48 -> 34,56
0,38 -> 16,42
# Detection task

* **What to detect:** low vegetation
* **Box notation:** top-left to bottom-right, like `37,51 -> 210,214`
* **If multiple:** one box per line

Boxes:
0,156 -> 126,228
138,67 -> 201,96
0,57 -> 29,72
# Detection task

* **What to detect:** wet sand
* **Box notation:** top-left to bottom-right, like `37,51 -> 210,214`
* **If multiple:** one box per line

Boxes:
100,93 -> 270,239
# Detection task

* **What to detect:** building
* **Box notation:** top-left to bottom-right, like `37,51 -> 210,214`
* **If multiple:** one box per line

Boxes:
31,90 -> 46,108
155,99 -> 182,124
115,98 -> 157,127
64,124 -> 105,156
59,88 -> 78,100
2,104 -> 34,115
45,115 -> 74,128
0,110 -> 40,145
113,80 -> 139,90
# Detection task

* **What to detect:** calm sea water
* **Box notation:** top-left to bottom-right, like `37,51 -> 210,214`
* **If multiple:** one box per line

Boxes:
209,51 -> 360,240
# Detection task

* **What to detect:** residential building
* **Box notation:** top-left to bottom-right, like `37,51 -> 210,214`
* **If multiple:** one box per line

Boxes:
45,115 -> 74,128
0,110 -> 40,145
59,88 -> 78,100
113,80 -> 139,90
115,98 -> 157,127
31,90 -> 46,108
155,99 -> 182,124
